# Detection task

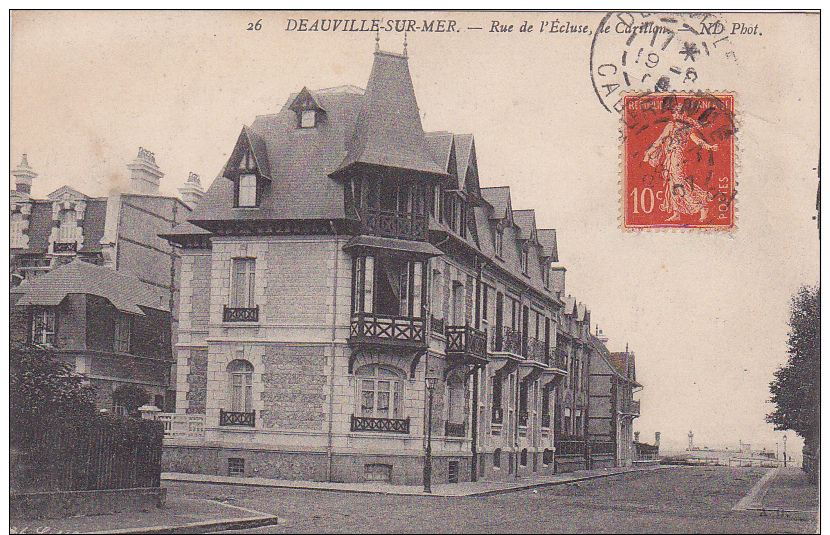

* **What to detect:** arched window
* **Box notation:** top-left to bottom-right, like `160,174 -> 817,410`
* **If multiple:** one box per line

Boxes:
227,359 -> 254,412
447,376 -> 465,424
356,364 -> 404,419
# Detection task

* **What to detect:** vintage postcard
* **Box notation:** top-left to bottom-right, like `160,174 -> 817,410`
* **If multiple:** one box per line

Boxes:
10,11 -> 819,533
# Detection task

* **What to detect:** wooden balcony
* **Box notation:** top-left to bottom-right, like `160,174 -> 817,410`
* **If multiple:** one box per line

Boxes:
223,305 -> 259,323
349,312 -> 426,348
219,409 -> 255,427
362,207 -> 428,241
350,415 -> 410,434
445,325 -> 488,359
445,422 -> 465,437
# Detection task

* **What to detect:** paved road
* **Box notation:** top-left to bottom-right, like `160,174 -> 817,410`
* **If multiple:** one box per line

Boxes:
164,466 -> 814,533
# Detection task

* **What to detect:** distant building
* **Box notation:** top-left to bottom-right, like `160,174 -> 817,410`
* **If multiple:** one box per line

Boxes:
9,148 -> 199,410
588,334 -> 642,468
10,259 -> 173,411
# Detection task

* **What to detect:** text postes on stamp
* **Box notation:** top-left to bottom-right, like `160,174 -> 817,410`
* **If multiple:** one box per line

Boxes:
622,92 -> 735,230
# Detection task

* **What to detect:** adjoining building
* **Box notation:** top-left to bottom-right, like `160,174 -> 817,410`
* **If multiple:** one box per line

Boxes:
9,148 -> 200,411
161,45 -> 643,485
588,332 -> 642,468
10,259 -> 173,411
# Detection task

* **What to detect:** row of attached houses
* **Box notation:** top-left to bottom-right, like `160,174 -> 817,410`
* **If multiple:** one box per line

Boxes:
152,46 -> 642,485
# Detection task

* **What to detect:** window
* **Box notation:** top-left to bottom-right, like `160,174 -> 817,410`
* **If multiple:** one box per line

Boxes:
495,228 -> 503,257
447,377 -> 464,424
238,174 -> 257,207
493,448 -> 502,468
521,448 -> 528,467
32,308 -> 56,346
114,313 -> 131,353
231,258 -> 256,308
227,359 -> 254,413
520,247 -> 529,274
11,212 -> 26,248
448,460 -> 460,483
353,255 -> 424,318
481,285 -> 489,321
228,457 -> 245,476
356,365 -> 404,419
301,109 -> 316,128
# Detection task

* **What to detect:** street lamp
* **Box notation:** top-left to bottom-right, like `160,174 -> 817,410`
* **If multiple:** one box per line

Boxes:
783,435 -> 787,467
423,372 -> 437,494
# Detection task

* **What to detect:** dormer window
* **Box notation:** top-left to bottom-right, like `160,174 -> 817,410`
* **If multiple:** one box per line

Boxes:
520,247 -> 529,275
238,174 -> 257,207
495,227 -> 504,258
301,110 -> 317,128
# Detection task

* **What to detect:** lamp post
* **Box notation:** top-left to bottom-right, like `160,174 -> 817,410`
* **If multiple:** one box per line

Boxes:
783,435 -> 787,467
424,373 -> 437,493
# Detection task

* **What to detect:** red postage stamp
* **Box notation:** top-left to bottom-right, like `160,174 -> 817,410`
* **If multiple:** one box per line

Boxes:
622,93 -> 735,230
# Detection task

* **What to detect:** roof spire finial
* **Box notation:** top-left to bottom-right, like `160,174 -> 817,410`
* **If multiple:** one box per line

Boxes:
375,28 -> 380,51
403,31 -> 408,56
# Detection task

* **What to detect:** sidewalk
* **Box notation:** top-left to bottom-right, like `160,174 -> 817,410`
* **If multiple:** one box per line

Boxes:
732,465 -> 819,525
162,464 -> 668,497
10,494 -> 281,534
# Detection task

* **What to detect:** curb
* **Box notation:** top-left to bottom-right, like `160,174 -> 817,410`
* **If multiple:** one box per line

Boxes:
86,514 -> 283,534
163,465 -> 669,498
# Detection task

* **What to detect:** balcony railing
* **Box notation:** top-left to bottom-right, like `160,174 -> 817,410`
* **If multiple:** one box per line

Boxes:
526,337 -> 547,364
551,347 -> 568,370
223,305 -> 259,322
157,413 -> 205,441
494,325 -> 522,356
350,415 -> 410,434
53,242 -> 78,253
430,315 -> 445,336
620,399 -> 641,416
445,422 -> 465,437
445,325 -> 488,359
362,207 -> 428,241
492,406 -> 504,425
219,409 -> 255,427
350,312 -> 426,346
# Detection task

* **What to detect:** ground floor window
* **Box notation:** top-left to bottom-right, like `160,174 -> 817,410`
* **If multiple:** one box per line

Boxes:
228,457 -> 245,476
521,448 -> 528,467
494,448 -> 502,468
228,359 -> 253,413
356,364 -> 404,419
448,460 -> 459,483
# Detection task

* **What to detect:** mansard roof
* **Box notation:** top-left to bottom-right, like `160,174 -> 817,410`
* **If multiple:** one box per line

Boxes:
11,259 -> 168,313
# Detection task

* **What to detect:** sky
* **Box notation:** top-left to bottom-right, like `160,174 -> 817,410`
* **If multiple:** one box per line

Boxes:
10,11 -> 819,457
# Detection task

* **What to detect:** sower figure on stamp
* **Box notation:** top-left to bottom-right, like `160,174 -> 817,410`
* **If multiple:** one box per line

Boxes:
644,102 -> 717,222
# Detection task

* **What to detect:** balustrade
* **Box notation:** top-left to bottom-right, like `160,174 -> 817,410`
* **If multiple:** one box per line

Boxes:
350,312 -> 426,346
362,207 -> 428,241
157,413 -> 205,441
53,242 -> 77,253
219,409 -> 255,427
350,415 -> 410,434
223,305 -> 259,322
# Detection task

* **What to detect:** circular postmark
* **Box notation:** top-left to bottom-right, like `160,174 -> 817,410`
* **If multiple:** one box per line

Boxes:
591,12 -> 737,114
622,92 -> 736,229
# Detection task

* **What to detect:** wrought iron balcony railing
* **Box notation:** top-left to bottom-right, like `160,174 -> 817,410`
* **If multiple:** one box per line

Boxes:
430,315 -> 445,336
53,242 -> 78,253
223,305 -> 259,322
349,312 -> 426,347
445,325 -> 488,359
445,422 -> 465,437
491,406 -> 504,425
350,415 -> 410,434
494,325 -> 522,356
219,409 -> 255,427
362,207 -> 428,241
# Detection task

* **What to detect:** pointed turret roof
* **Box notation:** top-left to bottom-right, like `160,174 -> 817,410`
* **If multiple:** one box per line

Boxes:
334,50 -> 446,177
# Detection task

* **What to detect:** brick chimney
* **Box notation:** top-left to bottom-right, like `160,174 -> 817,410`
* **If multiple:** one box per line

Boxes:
551,266 -> 566,298
11,154 -> 37,198
128,147 -> 164,194
178,172 -> 205,210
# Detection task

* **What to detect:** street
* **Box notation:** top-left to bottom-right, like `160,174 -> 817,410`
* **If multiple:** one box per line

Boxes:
158,466 -> 815,533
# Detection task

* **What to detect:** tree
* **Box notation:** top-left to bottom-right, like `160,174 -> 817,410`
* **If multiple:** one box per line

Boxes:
767,286 -> 820,446
112,384 -> 150,416
10,341 -> 97,446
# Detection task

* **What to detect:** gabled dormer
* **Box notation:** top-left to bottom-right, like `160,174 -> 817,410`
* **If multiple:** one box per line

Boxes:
223,127 -> 271,208
47,186 -> 89,254
289,87 -> 326,129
